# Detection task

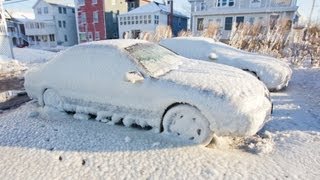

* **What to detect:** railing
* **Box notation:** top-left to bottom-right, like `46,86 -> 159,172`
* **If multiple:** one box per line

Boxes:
192,0 -> 297,12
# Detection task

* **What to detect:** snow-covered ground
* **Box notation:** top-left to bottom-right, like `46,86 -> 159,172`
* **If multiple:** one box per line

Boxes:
0,66 -> 319,178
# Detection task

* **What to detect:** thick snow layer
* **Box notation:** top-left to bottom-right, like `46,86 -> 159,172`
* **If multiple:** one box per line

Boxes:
160,37 -> 292,91
13,48 -> 56,65
24,40 -> 271,137
0,68 -> 319,179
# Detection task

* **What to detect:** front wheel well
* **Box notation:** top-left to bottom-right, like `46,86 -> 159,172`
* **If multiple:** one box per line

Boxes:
160,102 -> 195,132
242,69 -> 260,80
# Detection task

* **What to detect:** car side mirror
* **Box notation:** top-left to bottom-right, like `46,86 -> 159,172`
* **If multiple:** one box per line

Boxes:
125,71 -> 144,83
208,52 -> 218,61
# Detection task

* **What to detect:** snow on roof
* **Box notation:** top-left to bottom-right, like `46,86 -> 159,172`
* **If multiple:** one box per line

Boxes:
33,0 -> 75,9
122,2 -> 188,18
9,11 -> 35,21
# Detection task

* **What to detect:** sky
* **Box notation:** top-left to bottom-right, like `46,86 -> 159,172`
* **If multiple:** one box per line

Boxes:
3,0 -> 320,22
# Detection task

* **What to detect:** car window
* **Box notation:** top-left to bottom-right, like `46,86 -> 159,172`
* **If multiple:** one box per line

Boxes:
125,43 -> 182,77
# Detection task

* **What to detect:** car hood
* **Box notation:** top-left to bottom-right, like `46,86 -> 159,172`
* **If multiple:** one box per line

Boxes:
207,42 -> 292,90
159,58 -> 269,103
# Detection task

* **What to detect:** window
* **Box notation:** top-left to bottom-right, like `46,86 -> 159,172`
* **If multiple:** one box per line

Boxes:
64,35 -> 68,42
236,16 -> 244,27
58,20 -> 62,28
40,23 -> 45,28
72,9 -> 75,13
44,7 -> 48,14
58,7 -> 62,14
93,11 -> 99,23
225,17 -> 233,30
92,0 -> 97,4
49,34 -> 55,41
37,8 -> 42,15
154,15 -> 159,24
197,18 -> 204,31
78,0 -> 85,6
63,7 -> 67,14
250,0 -> 261,8
217,0 -> 235,7
249,17 -> 255,25
88,32 -> 93,41
63,21 -> 66,28
124,44 -> 182,77
35,23 -> 40,29
81,13 -> 86,24
95,32 -> 100,40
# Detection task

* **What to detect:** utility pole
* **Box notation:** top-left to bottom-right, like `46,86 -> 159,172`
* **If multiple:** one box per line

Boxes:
167,0 -> 173,29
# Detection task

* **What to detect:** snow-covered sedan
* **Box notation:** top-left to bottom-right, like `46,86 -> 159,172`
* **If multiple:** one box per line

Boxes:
160,37 -> 292,91
25,40 -> 272,145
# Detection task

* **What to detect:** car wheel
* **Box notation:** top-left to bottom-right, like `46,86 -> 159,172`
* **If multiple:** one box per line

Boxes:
162,104 -> 213,145
43,89 -> 63,111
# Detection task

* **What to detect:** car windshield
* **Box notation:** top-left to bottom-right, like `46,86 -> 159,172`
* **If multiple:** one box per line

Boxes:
125,43 -> 182,77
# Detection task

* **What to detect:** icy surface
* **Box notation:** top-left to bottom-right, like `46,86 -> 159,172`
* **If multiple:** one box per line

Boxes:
0,68 -> 319,179
24,40 -> 271,137
160,37 -> 293,91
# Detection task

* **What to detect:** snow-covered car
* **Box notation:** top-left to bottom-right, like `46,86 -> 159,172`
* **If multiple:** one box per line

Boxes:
160,37 -> 292,91
25,40 -> 272,145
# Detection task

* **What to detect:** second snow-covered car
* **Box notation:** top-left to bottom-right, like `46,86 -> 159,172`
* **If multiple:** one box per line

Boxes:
25,40 -> 272,145
160,37 -> 292,91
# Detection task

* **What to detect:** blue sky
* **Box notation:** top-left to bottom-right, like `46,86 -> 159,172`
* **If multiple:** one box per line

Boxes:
3,0 -> 320,22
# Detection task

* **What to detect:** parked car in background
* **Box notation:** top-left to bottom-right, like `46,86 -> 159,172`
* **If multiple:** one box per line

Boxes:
160,37 -> 292,91
25,40 -> 272,145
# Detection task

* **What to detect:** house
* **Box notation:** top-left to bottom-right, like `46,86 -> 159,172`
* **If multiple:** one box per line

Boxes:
189,0 -> 299,39
24,0 -> 77,47
5,11 -> 30,47
75,0 -> 150,43
118,1 -> 188,39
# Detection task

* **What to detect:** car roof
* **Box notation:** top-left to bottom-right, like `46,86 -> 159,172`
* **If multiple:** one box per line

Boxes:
77,39 -> 152,50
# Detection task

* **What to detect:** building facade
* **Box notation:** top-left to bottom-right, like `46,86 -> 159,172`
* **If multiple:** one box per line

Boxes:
24,0 -> 77,47
76,0 -> 106,43
75,0 -> 150,42
189,0 -> 298,39
118,1 -> 188,39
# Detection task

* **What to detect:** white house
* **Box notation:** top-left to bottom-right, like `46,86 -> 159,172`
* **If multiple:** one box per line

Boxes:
24,0 -> 77,47
118,1 -> 188,39
189,0 -> 299,39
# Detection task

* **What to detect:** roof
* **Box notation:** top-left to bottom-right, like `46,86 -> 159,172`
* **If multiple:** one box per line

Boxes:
121,2 -> 188,18
32,0 -> 75,9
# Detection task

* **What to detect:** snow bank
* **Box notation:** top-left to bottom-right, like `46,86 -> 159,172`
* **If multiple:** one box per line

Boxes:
0,55 -> 27,77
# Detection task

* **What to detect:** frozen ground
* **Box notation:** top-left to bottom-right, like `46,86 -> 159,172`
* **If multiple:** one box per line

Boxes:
0,67 -> 319,179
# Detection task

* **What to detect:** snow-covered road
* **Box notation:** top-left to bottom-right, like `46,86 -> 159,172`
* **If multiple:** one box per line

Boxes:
0,68 -> 319,179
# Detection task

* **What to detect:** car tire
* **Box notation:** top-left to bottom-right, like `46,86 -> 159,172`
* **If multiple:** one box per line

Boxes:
162,104 -> 213,145
43,89 -> 63,111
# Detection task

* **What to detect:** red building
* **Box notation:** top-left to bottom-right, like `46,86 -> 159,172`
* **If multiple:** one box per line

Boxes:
75,0 -> 150,43
76,0 -> 106,43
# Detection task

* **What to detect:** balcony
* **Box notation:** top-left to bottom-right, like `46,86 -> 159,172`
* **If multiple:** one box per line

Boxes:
24,21 -> 56,36
192,0 -> 298,15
